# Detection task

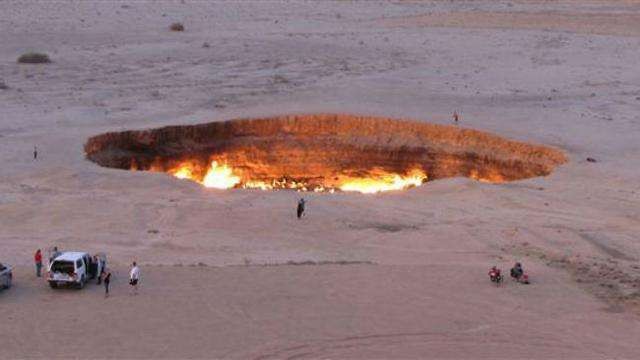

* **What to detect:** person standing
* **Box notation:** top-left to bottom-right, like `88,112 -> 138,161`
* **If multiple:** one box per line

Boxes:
103,270 -> 111,298
297,198 -> 306,219
92,255 -> 102,284
129,262 -> 140,295
49,246 -> 61,263
96,256 -> 104,285
34,249 -> 43,277
89,256 -> 98,282
453,111 -> 459,125
33,146 -> 38,160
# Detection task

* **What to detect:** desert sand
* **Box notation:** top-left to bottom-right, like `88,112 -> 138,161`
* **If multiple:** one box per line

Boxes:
1,0 -> 640,359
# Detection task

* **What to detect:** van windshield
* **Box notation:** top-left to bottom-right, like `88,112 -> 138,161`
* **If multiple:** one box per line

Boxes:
51,261 -> 75,275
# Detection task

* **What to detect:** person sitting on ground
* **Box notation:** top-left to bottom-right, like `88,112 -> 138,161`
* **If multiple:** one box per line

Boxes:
510,262 -> 524,280
489,266 -> 501,279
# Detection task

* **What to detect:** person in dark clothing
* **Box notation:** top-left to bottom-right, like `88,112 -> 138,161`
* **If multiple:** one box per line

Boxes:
103,271 -> 111,298
453,111 -> 459,124
33,146 -> 38,160
89,257 -> 98,280
296,198 -> 306,219
510,262 -> 524,280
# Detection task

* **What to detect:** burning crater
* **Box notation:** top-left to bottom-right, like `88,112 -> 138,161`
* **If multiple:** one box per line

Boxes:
84,114 -> 566,193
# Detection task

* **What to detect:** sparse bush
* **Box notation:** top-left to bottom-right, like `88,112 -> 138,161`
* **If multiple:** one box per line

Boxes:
170,22 -> 185,32
17,52 -> 51,64
273,74 -> 289,84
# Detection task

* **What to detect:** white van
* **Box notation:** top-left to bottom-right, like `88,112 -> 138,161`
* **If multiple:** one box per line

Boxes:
48,252 -> 104,289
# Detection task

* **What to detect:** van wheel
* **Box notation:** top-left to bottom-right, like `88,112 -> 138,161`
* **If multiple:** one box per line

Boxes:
49,282 -> 58,289
77,277 -> 85,290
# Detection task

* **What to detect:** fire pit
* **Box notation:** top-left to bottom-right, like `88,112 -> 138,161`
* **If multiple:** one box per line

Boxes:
84,114 -> 566,193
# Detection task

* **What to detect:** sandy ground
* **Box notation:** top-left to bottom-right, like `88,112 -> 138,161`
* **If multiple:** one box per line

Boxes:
1,0 -> 640,358
2,263 -> 639,359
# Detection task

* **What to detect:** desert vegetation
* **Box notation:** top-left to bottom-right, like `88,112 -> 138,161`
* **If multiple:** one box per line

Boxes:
169,22 -> 184,31
17,52 -> 51,64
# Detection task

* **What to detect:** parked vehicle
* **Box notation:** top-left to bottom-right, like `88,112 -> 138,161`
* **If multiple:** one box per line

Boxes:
0,263 -> 12,290
47,252 -> 105,289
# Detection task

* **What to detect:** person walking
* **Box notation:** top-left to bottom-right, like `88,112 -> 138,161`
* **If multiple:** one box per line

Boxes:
34,249 -> 43,277
129,262 -> 140,295
103,270 -> 111,298
33,145 -> 38,160
453,111 -> 459,125
296,198 -> 306,219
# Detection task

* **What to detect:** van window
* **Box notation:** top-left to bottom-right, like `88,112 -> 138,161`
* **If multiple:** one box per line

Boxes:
76,259 -> 83,269
52,261 -> 75,275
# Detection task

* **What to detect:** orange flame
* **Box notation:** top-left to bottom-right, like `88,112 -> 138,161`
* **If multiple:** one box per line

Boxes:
202,161 -> 241,189
168,161 -> 240,189
157,159 -> 427,193
338,168 -> 426,193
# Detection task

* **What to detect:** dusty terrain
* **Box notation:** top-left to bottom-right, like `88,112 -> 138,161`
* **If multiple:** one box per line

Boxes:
1,0 -> 640,359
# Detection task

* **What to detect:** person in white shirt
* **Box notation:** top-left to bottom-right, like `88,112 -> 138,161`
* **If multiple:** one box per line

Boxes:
129,262 -> 140,295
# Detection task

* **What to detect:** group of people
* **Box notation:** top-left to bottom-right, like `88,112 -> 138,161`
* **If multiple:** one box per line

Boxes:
33,247 -> 62,277
101,262 -> 139,297
33,247 -> 140,298
489,262 -> 529,285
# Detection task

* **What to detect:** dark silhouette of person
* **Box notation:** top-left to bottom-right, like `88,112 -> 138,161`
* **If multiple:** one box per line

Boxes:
50,246 -> 61,263
297,198 -> 306,219
453,111 -> 459,124
33,146 -> 38,160
510,262 -> 524,280
103,271 -> 111,298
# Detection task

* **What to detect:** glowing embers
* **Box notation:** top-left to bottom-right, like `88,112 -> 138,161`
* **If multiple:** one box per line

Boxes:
154,159 -> 427,193
338,168 -> 427,194
164,161 -> 240,189
202,162 -> 241,189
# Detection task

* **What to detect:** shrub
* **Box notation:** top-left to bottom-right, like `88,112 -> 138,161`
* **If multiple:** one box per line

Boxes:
17,52 -> 51,64
273,74 -> 289,84
170,22 -> 184,31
